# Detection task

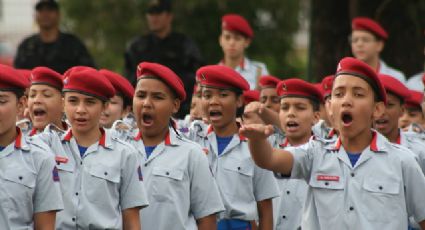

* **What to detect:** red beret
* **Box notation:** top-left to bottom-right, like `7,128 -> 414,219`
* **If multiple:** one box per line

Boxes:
321,75 -> 334,98
335,57 -> 387,104
378,74 -> 409,101
352,17 -> 388,40
222,14 -> 253,38
405,90 -> 423,109
277,78 -> 324,103
0,64 -> 30,90
136,62 -> 186,101
243,90 -> 260,105
259,75 -> 280,89
313,83 -> 325,100
31,67 -> 63,90
196,65 -> 249,92
63,67 -> 115,101
99,69 -> 134,100
16,69 -> 32,84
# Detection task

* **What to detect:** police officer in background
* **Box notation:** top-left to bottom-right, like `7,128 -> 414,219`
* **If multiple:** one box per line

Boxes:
14,0 -> 95,74
124,0 -> 204,119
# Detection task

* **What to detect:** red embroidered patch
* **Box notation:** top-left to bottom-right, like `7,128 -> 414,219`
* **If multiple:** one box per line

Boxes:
317,175 -> 340,182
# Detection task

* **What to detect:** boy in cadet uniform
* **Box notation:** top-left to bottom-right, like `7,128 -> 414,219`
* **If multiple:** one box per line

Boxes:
98,69 -> 135,130
27,66 -> 68,136
0,64 -> 63,229
129,62 -> 224,230
240,57 -> 425,230
312,75 -> 336,141
258,75 -> 281,113
373,74 -> 425,174
273,78 -> 322,230
351,17 -> 406,83
219,14 -> 268,89
193,65 -> 279,230
41,66 -> 148,229
400,90 -> 425,134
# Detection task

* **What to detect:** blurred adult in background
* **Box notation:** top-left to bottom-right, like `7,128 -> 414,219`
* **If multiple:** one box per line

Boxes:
350,17 -> 406,83
14,0 -> 95,74
406,30 -> 425,92
125,0 -> 204,119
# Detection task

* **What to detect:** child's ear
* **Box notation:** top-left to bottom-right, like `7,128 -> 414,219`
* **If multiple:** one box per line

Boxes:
17,95 -> 26,112
373,101 -> 386,120
172,99 -> 181,114
244,38 -> 251,48
313,111 -> 321,125
236,94 -> 244,108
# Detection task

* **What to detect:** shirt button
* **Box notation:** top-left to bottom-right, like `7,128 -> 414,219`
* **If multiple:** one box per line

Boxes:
72,217 -> 76,222
80,162 -> 83,165
282,215 -> 286,219
378,186 -> 383,190
165,172 -> 170,176
144,163 -> 148,167
286,191 -> 290,195
104,172 -> 108,176
349,206 -> 354,211
237,167 -> 241,170
324,182 -> 329,186
351,173 -> 355,177
75,192 -> 78,196
18,176 -> 23,180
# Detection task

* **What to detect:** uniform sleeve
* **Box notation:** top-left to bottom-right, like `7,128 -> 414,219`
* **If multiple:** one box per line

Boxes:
189,146 -> 224,219
287,140 -> 316,181
119,146 -> 149,210
402,153 -> 425,223
34,155 -> 64,213
253,162 -> 279,201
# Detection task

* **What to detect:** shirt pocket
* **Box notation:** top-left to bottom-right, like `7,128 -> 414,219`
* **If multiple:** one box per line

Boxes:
361,177 -> 400,222
308,174 -> 344,218
1,168 -> 36,211
151,166 -> 184,202
85,164 -> 121,204
220,158 -> 255,201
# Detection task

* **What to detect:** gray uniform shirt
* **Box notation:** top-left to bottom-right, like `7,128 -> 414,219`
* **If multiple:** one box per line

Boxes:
38,128 -> 148,229
288,131 -> 425,230
0,128 -> 63,229
129,127 -> 224,230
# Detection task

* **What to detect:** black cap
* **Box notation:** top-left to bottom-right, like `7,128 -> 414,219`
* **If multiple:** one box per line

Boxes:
35,0 -> 59,11
146,0 -> 172,14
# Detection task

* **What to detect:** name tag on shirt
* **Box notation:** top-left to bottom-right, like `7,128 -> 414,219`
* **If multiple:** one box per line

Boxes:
317,175 -> 340,182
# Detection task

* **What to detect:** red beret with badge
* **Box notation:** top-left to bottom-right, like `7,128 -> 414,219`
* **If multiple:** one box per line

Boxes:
0,64 -> 30,90
405,90 -> 423,109
31,67 -> 63,90
277,78 -> 324,103
243,90 -> 260,105
352,17 -> 388,40
196,65 -> 250,92
63,66 -> 115,101
321,75 -> 334,99
335,57 -> 387,104
222,14 -> 253,38
259,75 -> 280,89
378,74 -> 409,101
136,62 -> 186,101
99,69 -> 134,100
16,69 -> 32,86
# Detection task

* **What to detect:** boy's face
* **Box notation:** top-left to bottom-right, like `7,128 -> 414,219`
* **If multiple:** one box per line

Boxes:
219,30 -> 250,60
189,96 -> 203,121
373,93 -> 404,136
0,91 -> 23,136
100,95 -> 126,129
28,84 -> 63,130
351,30 -> 383,63
399,107 -> 425,129
133,78 -> 180,138
330,75 -> 384,139
260,88 -> 280,113
279,97 -> 319,141
64,92 -> 105,135
202,87 -> 243,129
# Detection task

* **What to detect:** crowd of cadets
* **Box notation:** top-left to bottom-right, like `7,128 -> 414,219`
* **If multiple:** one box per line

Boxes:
1,10 -> 425,230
